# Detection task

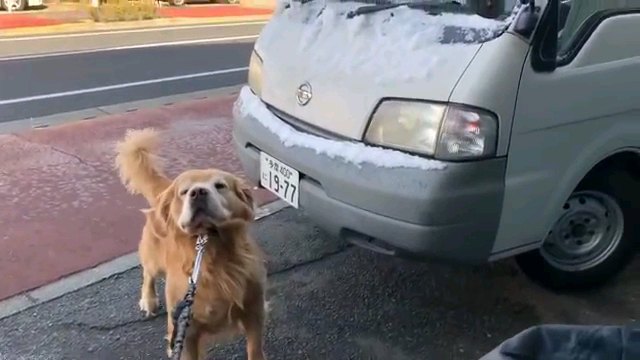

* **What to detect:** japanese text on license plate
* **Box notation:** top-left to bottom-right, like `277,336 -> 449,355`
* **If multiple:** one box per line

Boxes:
260,152 -> 299,208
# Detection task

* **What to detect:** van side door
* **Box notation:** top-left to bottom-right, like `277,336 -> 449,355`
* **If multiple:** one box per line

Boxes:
492,1 -> 640,257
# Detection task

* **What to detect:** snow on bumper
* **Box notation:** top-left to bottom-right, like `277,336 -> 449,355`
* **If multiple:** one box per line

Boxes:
232,86 -> 506,264
233,86 -> 446,171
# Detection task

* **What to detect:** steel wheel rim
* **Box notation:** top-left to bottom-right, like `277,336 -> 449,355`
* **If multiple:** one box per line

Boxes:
6,0 -> 20,10
540,190 -> 624,272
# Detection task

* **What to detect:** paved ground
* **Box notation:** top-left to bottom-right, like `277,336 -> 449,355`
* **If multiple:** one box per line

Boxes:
0,22 -> 264,122
0,90 -> 276,301
1,208 -> 639,359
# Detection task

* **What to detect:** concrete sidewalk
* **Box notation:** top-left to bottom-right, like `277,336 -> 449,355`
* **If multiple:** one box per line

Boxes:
0,87 -> 276,303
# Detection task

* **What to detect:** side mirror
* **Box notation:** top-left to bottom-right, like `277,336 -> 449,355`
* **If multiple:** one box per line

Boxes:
468,0 -> 505,19
531,0 -> 558,72
513,0 -> 539,37
558,0 -> 571,31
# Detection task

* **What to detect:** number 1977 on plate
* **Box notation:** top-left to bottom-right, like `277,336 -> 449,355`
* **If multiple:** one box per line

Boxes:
259,152 -> 300,208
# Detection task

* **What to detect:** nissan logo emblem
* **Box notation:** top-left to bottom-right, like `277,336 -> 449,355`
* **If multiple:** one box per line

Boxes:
296,82 -> 312,106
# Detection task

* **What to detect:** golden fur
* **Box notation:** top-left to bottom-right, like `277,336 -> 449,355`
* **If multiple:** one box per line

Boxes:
115,128 -> 267,360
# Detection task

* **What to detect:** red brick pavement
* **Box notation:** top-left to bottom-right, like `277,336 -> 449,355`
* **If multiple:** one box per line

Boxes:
0,14 -> 64,30
0,94 -> 276,301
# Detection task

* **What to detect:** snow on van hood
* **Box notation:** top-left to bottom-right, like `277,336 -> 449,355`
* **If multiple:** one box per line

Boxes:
256,0 -> 517,84
235,86 -> 446,170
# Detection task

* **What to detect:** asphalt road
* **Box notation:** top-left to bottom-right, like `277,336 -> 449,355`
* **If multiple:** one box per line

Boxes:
2,208 -> 639,360
0,22 -> 262,123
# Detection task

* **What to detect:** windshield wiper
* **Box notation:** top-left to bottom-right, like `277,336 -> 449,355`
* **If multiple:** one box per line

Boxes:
346,0 -> 468,19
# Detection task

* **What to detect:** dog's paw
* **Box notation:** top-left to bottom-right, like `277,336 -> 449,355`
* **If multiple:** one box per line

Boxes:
139,296 -> 160,317
165,337 -> 173,358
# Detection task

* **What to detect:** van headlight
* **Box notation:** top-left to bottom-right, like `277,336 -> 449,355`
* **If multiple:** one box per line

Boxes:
364,100 -> 498,160
248,50 -> 263,97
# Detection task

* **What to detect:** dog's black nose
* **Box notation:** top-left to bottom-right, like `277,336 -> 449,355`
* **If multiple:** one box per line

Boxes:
189,187 -> 209,201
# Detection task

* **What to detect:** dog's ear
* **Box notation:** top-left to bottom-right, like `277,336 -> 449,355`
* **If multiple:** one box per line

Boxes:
141,208 -> 165,239
153,184 -> 176,231
232,178 -> 255,220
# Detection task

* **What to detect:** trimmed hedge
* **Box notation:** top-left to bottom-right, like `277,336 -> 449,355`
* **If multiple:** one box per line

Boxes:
88,0 -> 157,22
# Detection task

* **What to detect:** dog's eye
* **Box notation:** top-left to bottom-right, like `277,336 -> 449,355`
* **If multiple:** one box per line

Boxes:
214,182 -> 227,190
179,188 -> 189,196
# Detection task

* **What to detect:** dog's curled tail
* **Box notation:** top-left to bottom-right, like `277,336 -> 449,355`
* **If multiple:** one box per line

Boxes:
114,128 -> 171,206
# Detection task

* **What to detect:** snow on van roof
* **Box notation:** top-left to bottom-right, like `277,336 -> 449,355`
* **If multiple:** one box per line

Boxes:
257,0 -> 517,84
235,86 -> 447,170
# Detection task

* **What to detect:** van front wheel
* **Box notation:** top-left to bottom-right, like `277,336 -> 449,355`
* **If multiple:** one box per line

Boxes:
516,176 -> 637,291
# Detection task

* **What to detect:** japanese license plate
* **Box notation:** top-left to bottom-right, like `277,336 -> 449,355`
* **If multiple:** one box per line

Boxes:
259,152 -> 300,208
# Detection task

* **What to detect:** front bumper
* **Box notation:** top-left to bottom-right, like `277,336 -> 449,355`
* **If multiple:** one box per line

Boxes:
232,94 -> 506,264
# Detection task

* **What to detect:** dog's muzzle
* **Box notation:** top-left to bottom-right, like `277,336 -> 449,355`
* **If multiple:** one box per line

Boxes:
189,187 -> 210,210
186,186 -> 229,228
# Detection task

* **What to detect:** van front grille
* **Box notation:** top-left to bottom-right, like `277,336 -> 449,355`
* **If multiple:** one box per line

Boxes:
265,105 -> 351,141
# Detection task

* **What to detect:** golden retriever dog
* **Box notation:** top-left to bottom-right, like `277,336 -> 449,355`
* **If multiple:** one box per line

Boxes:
114,128 -> 267,360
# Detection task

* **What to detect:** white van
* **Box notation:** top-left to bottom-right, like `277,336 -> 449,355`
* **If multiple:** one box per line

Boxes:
233,0 -> 640,290
0,0 -> 43,11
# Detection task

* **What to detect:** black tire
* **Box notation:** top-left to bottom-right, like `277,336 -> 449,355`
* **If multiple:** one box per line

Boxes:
1,0 -> 26,11
516,169 -> 638,291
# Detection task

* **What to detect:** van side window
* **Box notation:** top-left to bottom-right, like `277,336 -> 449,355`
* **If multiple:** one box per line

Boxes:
558,1 -> 639,54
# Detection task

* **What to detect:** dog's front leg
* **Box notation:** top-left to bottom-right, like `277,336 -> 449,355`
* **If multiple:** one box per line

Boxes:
139,267 -> 160,317
165,276 -> 179,358
164,277 -> 202,360
164,312 -> 202,360
165,307 -> 175,358
243,318 -> 266,360
180,331 -> 201,360
241,299 -> 267,360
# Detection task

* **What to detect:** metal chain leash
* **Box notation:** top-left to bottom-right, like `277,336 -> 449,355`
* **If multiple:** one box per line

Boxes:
170,234 -> 208,360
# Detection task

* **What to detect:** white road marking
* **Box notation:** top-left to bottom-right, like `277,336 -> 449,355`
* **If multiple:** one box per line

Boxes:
0,21 -> 267,42
0,35 -> 259,61
0,67 -> 249,106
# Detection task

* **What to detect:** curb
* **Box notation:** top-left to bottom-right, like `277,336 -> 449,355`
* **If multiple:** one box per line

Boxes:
0,199 -> 289,320
0,85 -> 243,134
